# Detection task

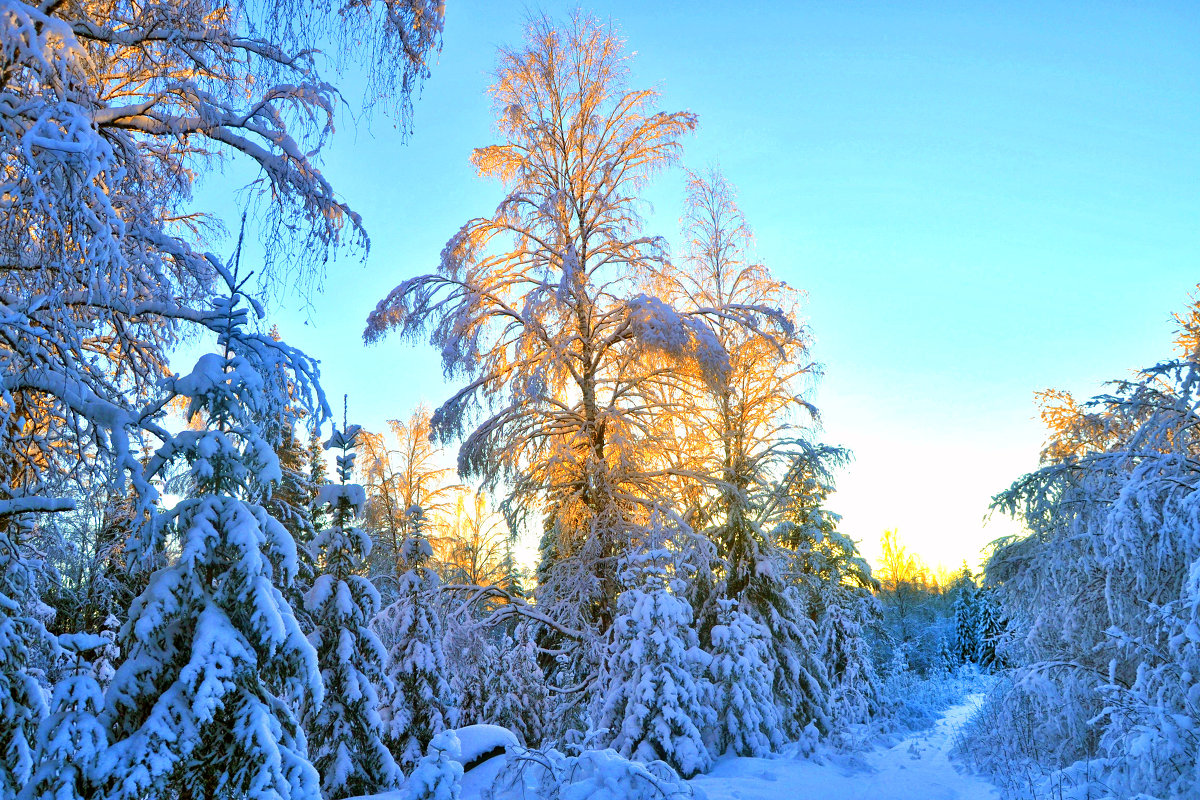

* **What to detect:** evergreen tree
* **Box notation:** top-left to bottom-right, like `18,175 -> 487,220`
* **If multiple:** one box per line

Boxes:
975,589 -> 1004,671
404,731 -> 463,800
93,613 -> 121,689
819,599 -> 882,731
708,599 -> 780,757
484,621 -> 549,746
0,515 -> 51,795
446,626 -> 497,727
308,422 -> 331,535
592,526 -> 713,778
21,635 -> 107,800
101,268 -> 325,800
304,422 -> 399,798
952,580 -> 981,665
377,507 -> 458,772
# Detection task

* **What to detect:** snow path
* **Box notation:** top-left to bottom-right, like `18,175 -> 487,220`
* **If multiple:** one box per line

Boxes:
690,693 -> 999,800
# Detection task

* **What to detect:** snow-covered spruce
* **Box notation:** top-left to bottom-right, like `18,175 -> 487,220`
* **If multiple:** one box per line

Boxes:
483,621 -> 549,747
707,599 -> 781,757
591,532 -> 713,778
951,580 -> 980,666
303,422 -> 399,798
446,625 -> 498,728
100,276 -> 325,800
0,515 -> 51,796
376,507 -> 458,772
21,634 -> 108,800
402,730 -> 463,800
818,597 -> 883,734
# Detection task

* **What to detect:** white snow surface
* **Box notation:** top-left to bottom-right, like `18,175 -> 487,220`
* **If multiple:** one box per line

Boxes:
690,693 -> 997,800
432,693 -> 998,800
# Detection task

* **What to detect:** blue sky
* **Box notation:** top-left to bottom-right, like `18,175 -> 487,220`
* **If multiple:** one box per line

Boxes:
193,1 -> 1199,572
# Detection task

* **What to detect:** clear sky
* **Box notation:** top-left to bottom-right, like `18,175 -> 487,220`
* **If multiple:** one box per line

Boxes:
192,1 -> 1199,574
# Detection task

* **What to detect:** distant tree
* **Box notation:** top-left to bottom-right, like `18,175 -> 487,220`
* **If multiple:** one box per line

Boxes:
438,490 -> 513,589
359,408 -> 458,592
376,508 -> 458,772
951,578 -> 980,665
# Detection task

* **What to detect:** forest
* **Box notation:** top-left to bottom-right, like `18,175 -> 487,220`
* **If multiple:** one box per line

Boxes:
1,1 -> 1196,799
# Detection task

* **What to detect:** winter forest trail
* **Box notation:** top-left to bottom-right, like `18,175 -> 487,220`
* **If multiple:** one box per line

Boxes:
689,693 -> 999,800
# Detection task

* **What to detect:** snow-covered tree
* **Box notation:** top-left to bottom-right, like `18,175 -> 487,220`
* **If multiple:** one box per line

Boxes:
484,621 -> 550,746
404,731 -> 463,800
0,0 -> 444,563
0,513 -> 53,795
360,408 -> 459,591
304,421 -> 399,798
592,528 -> 713,778
100,267 -> 327,800
364,12 -> 706,659
819,598 -> 882,733
446,625 -> 498,727
20,634 -> 107,800
966,289 -> 1200,797
951,580 -> 980,666
92,613 -> 121,689
974,589 -> 1004,671
707,599 -> 780,757
376,507 -> 458,772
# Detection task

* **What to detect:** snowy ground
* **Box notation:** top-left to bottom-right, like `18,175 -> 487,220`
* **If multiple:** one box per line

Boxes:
453,693 -> 998,800
690,693 -> 997,800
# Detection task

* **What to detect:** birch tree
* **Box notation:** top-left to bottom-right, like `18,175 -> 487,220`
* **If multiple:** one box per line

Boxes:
365,12 -> 704,648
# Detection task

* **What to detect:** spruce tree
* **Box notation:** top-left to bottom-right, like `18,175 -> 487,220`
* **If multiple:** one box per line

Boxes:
484,621 -> 549,746
818,598 -> 881,732
0,515 -> 50,795
975,589 -> 1004,671
708,599 -> 780,757
101,268 -> 325,800
304,421 -> 399,798
445,624 -> 497,727
952,581 -> 981,665
592,526 -> 713,778
377,507 -> 458,772
21,636 -> 107,800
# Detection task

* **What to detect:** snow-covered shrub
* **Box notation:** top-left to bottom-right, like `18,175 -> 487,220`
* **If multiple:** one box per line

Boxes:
955,675 -> 1102,800
485,745 -> 695,800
